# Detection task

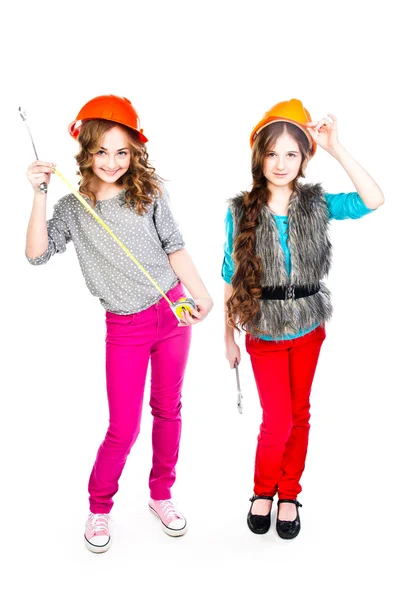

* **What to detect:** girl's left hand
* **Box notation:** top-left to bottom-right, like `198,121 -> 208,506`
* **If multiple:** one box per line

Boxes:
306,114 -> 339,153
178,297 -> 213,327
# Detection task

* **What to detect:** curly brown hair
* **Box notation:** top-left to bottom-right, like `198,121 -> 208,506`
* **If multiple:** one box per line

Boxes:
226,122 -> 311,332
75,119 -> 161,214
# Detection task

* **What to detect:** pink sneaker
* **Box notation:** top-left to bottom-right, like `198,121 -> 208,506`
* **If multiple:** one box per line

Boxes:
149,499 -> 188,537
84,513 -> 111,553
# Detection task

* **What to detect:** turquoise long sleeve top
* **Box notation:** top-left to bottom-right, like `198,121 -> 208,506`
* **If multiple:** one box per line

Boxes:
222,192 -> 374,341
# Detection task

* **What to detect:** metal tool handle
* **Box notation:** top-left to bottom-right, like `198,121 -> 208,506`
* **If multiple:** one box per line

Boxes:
19,106 -> 48,194
234,359 -> 243,414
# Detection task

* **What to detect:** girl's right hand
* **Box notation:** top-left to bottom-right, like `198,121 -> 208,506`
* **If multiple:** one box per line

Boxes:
26,160 -> 55,193
225,339 -> 241,369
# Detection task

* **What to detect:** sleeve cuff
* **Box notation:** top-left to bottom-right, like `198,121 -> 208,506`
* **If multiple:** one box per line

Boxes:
163,241 -> 185,255
221,264 -> 233,284
25,246 -> 52,265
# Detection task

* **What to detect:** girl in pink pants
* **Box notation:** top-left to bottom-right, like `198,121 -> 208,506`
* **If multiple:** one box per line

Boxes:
25,95 -> 213,553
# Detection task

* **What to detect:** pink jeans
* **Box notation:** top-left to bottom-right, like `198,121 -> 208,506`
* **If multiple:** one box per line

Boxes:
88,283 -> 192,513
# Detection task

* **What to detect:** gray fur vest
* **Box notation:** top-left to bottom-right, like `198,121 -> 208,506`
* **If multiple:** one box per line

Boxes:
229,183 -> 333,338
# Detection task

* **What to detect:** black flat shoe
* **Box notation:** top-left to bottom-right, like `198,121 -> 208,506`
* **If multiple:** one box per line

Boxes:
276,499 -> 302,539
247,495 -> 274,534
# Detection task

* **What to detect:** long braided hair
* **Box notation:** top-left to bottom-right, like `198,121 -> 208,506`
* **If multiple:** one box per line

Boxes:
226,122 -> 311,331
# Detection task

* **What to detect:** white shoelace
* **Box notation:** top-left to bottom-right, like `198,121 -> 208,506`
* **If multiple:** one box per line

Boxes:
88,513 -> 109,534
159,500 -> 182,521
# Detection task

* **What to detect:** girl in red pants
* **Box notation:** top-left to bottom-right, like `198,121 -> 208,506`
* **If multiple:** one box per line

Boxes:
222,99 -> 384,539
25,95 -> 213,552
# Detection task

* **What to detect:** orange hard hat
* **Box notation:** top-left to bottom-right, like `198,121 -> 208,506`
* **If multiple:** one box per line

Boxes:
249,98 -> 316,156
68,95 -> 148,143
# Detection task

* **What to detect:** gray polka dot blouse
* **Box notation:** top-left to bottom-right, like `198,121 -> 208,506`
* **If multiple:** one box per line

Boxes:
26,185 -> 185,314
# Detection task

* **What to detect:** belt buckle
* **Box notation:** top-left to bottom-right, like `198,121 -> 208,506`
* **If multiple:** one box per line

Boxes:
285,284 -> 295,300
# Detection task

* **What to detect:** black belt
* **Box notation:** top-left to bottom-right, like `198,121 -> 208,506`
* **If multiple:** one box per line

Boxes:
261,284 -> 320,301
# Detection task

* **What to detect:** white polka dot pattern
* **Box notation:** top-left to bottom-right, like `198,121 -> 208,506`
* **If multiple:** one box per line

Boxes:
27,186 -> 185,314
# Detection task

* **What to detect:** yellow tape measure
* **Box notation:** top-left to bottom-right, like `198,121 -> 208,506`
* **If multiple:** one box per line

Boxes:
52,167 -> 196,320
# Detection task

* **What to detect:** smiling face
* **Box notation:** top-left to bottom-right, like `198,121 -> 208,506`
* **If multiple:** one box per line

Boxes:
92,126 -> 131,185
262,132 -> 303,190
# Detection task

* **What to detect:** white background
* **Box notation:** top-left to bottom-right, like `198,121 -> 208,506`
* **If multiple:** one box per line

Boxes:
1,1 -> 399,598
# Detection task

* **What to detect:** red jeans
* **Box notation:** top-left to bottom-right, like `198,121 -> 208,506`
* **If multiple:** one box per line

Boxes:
246,325 -> 326,500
